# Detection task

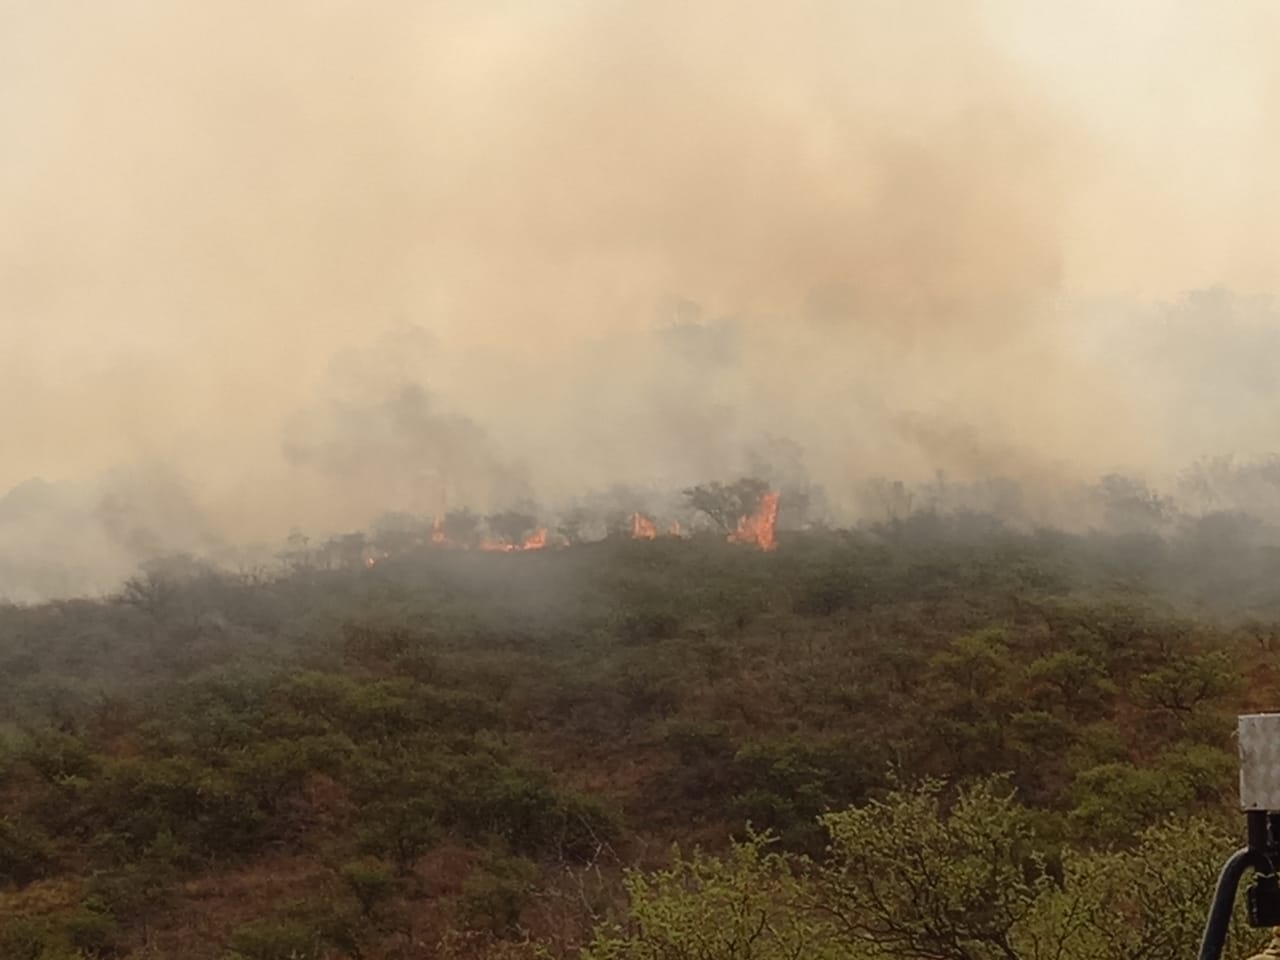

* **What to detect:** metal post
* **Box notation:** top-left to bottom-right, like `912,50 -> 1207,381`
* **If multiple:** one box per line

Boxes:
1198,846 -> 1272,960
1197,716 -> 1280,959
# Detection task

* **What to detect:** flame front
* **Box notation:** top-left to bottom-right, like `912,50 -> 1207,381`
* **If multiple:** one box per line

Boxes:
631,513 -> 657,540
475,529 -> 547,552
429,515 -> 546,552
727,491 -> 780,552
420,499 -> 775,554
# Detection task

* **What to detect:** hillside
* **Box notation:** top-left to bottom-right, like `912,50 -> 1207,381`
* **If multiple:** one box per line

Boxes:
1,518 -> 1276,959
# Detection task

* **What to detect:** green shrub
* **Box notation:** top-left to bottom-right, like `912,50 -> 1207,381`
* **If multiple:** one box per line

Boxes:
85,856 -> 180,918
449,763 -> 617,860
356,796 -> 438,873
615,608 -> 681,644
0,817 -> 54,887
226,919 -> 322,960
458,856 -> 537,938
89,756 -> 267,859
22,730 -> 98,781
0,918 -> 48,960
340,857 -> 395,917
61,907 -> 118,958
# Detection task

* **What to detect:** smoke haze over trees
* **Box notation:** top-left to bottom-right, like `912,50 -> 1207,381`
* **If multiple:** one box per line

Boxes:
4,2 -> 1280,596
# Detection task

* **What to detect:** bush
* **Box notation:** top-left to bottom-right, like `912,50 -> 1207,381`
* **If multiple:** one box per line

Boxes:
85,859 -> 178,917
62,907 -> 119,958
0,918 -> 48,960
450,764 -> 617,860
0,817 -> 54,887
89,756 -> 267,859
615,608 -> 682,645
458,856 -> 537,938
341,857 -> 396,917
356,796 -> 439,873
22,730 -> 98,782
729,739 -> 872,851
226,919 -> 322,960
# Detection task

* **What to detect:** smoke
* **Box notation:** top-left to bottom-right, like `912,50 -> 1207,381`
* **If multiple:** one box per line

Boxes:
0,466 -> 223,603
3,1 -> 1280,597
280,329 -> 531,517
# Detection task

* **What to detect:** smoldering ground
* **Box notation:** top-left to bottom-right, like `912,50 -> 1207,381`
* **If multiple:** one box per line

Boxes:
3,2 -> 1280,598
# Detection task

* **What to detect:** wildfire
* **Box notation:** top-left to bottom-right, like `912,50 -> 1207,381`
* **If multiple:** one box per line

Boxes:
728,491 -> 780,552
420,496 -> 777,555
329,493 -> 783,571
630,513 -> 657,540
473,528 -> 549,552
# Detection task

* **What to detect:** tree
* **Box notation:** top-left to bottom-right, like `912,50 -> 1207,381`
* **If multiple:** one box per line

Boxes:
357,796 -> 438,874
341,857 -> 396,919
1024,651 -> 1112,719
930,629 -> 1010,699
1095,474 -> 1173,532
322,532 -> 368,569
1068,744 -> 1234,844
370,512 -> 429,555
557,506 -> 594,545
1135,652 -> 1238,715
0,817 -> 53,888
582,836 -> 849,960
277,530 -> 314,573
683,478 -> 771,533
583,781 -> 1265,960
458,855 -> 538,939
440,508 -> 482,547
926,631 -> 1019,776
815,779 -> 1049,960
1047,817 -> 1266,960
226,919 -> 322,960
486,510 -> 539,547
862,478 -> 915,526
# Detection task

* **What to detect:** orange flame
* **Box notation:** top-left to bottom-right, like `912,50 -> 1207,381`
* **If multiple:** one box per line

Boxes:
475,528 -> 547,552
630,512 -> 657,540
669,520 -> 684,537
728,491 -> 780,552
431,516 -> 447,545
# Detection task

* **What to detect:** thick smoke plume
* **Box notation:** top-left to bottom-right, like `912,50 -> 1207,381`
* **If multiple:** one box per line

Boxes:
3,2 -> 1280,598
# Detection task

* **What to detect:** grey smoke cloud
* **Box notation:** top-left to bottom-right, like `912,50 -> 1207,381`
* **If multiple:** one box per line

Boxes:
3,1 -> 1280,597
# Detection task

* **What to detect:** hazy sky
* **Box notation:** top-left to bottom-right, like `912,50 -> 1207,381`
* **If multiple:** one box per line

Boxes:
988,0 -> 1280,295
2,1 -> 1279,560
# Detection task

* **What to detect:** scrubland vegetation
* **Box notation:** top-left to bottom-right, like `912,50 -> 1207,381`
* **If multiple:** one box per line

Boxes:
2,504 -> 1279,958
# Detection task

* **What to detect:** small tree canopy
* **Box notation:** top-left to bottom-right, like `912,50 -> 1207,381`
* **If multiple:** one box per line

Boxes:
683,478 -> 771,533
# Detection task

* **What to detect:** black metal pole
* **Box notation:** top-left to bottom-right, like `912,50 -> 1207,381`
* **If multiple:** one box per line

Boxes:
1250,810 -> 1271,852
1198,846 -> 1273,960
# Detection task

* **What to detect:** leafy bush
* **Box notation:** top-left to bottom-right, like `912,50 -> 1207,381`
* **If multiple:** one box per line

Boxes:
0,816 -> 54,887
458,856 -> 537,938
340,857 -> 395,917
226,919 -> 322,960
0,918 -> 49,960
61,907 -> 119,959
356,795 -> 439,873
